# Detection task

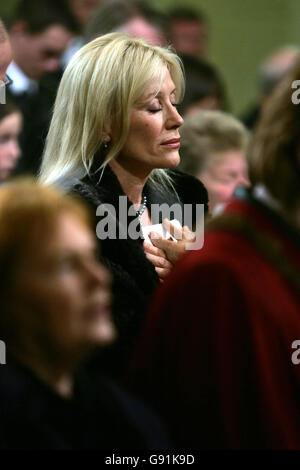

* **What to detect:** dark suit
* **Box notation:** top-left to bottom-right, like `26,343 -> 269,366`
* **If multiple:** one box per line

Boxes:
8,71 -> 62,176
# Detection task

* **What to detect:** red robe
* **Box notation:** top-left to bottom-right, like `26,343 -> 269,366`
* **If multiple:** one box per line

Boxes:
127,197 -> 300,449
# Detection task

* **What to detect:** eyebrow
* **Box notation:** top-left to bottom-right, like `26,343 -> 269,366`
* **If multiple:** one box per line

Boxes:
142,88 -> 177,102
156,88 -> 177,97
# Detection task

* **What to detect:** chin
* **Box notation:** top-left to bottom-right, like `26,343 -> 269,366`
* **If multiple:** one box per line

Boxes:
89,318 -> 117,345
160,152 -> 180,169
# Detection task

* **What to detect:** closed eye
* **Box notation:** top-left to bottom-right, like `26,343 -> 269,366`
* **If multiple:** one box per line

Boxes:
148,108 -> 162,113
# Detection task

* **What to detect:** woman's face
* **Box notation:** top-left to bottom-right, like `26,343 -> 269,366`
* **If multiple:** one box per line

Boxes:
6,213 -> 115,361
0,112 -> 22,181
199,150 -> 250,214
115,69 -> 184,176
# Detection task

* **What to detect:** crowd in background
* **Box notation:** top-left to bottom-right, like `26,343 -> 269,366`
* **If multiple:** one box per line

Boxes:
0,0 -> 300,450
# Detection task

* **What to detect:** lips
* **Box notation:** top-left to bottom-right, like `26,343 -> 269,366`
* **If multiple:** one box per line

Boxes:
84,292 -> 111,319
161,137 -> 181,148
161,138 -> 180,144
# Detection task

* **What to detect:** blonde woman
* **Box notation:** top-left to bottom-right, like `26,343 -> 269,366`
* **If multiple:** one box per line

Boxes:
40,33 -> 208,377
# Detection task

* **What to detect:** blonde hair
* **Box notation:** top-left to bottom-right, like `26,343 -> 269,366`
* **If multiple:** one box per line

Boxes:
179,110 -> 249,176
39,32 -> 184,191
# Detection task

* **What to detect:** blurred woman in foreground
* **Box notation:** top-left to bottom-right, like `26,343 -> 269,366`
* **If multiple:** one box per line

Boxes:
0,180 -> 168,449
127,55 -> 300,449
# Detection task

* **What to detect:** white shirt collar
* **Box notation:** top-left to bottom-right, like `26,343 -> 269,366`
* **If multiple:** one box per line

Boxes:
7,61 -> 38,95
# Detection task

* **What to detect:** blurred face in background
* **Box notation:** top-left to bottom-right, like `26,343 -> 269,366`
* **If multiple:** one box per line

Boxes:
0,39 -> 12,82
123,16 -> 165,46
0,112 -> 22,181
11,24 -> 74,80
6,212 -> 116,363
68,0 -> 103,27
199,149 -> 250,214
169,19 -> 208,57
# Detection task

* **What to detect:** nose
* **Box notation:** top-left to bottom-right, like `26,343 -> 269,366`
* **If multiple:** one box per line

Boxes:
7,140 -> 21,162
166,104 -> 184,129
238,174 -> 251,188
85,258 -> 112,290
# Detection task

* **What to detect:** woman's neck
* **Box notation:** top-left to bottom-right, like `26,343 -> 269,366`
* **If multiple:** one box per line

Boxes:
109,159 -> 150,206
11,348 -> 75,398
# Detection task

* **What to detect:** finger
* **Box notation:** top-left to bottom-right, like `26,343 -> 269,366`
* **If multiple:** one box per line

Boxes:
145,252 -> 173,269
143,241 -> 153,251
143,241 -> 167,258
150,236 -> 175,251
182,225 -> 196,241
155,267 -> 172,280
162,219 -> 183,240
149,230 -> 162,240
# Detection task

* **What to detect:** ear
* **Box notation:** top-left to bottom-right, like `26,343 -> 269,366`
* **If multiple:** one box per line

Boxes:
103,134 -> 111,143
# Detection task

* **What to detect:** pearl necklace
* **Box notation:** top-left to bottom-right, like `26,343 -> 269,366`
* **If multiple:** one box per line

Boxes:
136,195 -> 147,218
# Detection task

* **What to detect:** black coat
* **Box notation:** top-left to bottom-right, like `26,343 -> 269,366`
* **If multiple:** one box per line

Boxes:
0,358 -> 170,450
71,164 -> 208,378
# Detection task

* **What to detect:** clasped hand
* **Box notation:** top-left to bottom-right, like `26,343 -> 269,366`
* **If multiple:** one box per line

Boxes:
143,219 -> 195,282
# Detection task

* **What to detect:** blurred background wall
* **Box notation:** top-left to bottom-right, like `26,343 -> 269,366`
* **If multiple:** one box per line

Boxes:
2,0 -> 300,116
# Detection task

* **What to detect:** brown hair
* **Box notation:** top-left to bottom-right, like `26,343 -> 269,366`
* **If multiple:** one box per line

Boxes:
248,54 -> 300,211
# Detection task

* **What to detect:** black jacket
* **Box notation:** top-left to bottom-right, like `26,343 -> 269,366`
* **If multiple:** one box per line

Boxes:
71,164 -> 208,378
0,358 -> 170,450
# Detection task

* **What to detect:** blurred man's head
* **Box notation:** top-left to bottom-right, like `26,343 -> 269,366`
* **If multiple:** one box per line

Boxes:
178,54 -> 227,117
8,0 -> 79,80
68,0 -> 104,28
259,46 -> 299,98
84,0 -> 165,46
0,19 -> 12,82
167,7 -> 208,58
